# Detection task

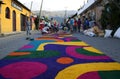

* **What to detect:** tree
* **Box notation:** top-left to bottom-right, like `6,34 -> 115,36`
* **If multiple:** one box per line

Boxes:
100,1 -> 120,36
34,16 -> 39,30
108,0 -> 120,10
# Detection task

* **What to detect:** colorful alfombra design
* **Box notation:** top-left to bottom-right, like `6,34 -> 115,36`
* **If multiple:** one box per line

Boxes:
0,34 -> 120,79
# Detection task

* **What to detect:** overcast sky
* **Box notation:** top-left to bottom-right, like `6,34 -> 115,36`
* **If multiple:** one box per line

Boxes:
18,0 -> 87,11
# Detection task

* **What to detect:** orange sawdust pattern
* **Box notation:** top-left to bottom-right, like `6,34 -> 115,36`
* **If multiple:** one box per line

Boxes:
9,52 -> 31,56
57,57 -> 74,64
36,37 -> 55,39
58,34 -> 72,37
35,37 -> 64,42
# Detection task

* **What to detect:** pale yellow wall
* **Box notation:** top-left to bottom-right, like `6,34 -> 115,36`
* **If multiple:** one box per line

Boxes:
1,0 -> 34,34
0,4 -> 1,33
1,0 -> 12,33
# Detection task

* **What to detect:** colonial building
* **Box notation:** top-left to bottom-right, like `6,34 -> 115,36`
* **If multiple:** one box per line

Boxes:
77,0 -> 120,29
77,0 -> 107,28
0,0 -> 35,35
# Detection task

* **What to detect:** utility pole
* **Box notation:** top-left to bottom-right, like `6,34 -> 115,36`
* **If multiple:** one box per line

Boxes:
37,0 -> 44,28
30,1 -> 33,11
30,1 -> 33,30
64,9 -> 67,19
64,7 -> 67,24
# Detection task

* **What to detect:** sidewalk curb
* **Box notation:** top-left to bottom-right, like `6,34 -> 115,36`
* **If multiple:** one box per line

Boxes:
0,32 -> 22,37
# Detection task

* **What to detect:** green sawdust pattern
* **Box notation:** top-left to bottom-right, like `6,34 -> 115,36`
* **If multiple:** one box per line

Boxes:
71,40 -> 82,42
98,70 -> 120,79
76,48 -> 105,56
5,50 -> 60,59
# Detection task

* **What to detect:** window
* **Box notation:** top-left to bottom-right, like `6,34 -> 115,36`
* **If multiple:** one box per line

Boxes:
5,7 -> 10,19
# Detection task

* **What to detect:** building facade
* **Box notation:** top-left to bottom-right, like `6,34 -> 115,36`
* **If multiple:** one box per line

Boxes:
0,0 -> 35,35
77,0 -> 106,28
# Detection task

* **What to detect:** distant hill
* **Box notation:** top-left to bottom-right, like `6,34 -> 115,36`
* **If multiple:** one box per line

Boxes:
33,10 -> 76,17
33,10 -> 77,23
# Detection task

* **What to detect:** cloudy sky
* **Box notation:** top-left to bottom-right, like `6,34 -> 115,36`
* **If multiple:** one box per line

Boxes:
18,0 -> 87,11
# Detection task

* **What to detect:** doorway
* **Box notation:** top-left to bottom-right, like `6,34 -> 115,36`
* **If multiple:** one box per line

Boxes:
20,14 -> 27,31
12,10 -> 16,31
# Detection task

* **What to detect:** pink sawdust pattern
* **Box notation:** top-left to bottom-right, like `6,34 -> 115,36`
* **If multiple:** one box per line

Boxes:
77,71 -> 101,79
66,46 -> 110,60
65,37 -> 78,41
0,62 -> 47,79
19,45 -> 34,50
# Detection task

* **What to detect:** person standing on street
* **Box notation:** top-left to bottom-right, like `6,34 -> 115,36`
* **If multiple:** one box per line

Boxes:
73,18 -> 78,33
25,17 -> 32,40
69,18 -> 74,33
77,18 -> 81,32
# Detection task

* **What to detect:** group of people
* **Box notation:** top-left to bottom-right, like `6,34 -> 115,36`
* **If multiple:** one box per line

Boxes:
26,15 -> 104,37
37,17 -> 100,36
39,18 -> 59,34
63,17 -> 104,37
65,17 -> 93,33
69,18 -> 81,33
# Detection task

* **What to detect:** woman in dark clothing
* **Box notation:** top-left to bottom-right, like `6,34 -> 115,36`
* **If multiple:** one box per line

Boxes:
77,18 -> 81,32
73,18 -> 78,32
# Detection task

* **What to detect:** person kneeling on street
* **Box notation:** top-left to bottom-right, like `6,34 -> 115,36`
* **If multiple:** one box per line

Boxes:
41,25 -> 50,34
